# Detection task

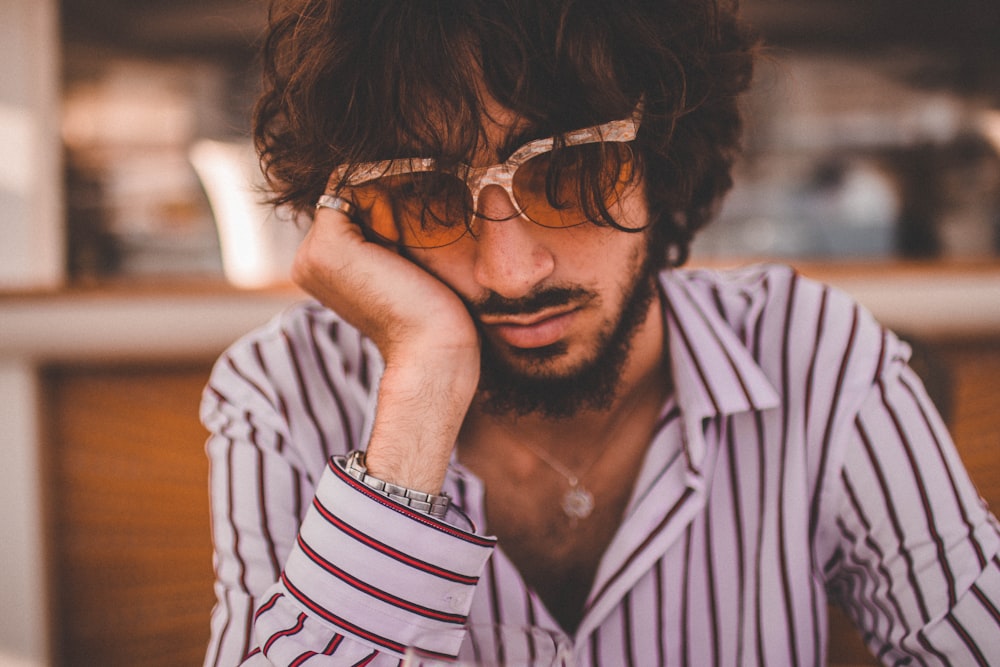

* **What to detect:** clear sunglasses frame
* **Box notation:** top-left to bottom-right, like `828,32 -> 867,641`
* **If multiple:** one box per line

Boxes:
329,107 -> 642,222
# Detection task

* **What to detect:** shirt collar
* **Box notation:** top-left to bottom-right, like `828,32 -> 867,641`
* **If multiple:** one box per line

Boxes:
659,269 -> 781,424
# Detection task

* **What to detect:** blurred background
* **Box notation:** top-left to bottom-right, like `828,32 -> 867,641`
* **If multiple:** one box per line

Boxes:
1,0 -> 998,665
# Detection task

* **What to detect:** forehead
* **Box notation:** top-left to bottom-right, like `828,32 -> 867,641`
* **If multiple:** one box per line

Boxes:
386,85 -> 631,168
464,98 -> 542,167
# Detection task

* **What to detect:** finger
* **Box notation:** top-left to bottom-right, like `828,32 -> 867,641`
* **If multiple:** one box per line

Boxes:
315,195 -> 359,221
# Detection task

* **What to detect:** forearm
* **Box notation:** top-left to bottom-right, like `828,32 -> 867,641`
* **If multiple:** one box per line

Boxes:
216,195 -> 489,663
292,205 -> 481,495
363,352 -> 479,495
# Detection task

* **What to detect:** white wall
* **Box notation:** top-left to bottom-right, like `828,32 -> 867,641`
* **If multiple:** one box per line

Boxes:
0,0 -> 64,290
1,2 -> 61,665
0,362 -> 48,667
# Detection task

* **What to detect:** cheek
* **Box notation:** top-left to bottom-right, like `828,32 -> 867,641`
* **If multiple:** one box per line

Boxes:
558,223 -> 651,275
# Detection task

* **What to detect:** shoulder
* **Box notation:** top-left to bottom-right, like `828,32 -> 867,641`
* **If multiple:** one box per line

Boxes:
668,263 -> 828,320
664,263 -> 910,399
667,263 -> 882,343
202,301 -> 383,420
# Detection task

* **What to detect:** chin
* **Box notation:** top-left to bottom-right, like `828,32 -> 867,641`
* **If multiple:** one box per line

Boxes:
477,268 -> 658,419
477,332 -> 623,419
494,333 -> 610,380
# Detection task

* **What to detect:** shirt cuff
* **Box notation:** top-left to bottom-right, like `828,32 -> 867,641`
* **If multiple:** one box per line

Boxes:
280,457 -> 496,655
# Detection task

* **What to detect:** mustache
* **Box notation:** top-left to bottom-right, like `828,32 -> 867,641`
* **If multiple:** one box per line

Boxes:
471,286 -> 595,318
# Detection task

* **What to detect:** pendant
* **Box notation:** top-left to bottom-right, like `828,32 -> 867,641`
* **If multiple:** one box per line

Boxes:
561,484 -> 594,521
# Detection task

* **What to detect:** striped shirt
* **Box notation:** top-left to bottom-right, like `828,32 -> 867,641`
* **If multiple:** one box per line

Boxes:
202,264 -> 1000,666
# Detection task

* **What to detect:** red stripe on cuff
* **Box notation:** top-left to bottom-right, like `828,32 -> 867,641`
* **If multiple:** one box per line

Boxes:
297,534 -> 466,623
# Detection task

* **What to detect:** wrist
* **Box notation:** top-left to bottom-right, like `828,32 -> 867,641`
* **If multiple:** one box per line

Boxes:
341,450 -> 451,519
364,360 -> 477,493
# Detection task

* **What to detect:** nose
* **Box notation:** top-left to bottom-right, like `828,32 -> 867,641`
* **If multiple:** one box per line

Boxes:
472,184 -> 555,298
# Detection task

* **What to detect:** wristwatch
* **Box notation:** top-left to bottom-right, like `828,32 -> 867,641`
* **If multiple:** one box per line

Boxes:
341,450 -> 450,519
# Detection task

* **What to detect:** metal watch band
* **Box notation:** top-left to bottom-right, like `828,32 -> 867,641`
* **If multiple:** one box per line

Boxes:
341,450 -> 450,519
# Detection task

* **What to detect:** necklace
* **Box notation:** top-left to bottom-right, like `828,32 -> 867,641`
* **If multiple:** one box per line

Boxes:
487,386 -> 663,525
508,437 -> 605,523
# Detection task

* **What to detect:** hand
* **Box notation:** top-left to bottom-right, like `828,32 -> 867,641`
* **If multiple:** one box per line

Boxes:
292,191 -> 480,493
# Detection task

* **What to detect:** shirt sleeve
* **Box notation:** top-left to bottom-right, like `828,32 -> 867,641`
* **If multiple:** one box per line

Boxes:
246,459 -> 496,665
202,361 -> 311,666
825,354 -> 1000,664
201,312 -> 496,666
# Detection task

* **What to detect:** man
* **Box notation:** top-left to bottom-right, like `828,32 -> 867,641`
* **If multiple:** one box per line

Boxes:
202,1 -> 1000,664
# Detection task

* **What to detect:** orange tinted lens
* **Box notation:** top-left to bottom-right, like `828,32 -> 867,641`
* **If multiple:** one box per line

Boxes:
354,173 -> 471,248
512,143 -> 634,228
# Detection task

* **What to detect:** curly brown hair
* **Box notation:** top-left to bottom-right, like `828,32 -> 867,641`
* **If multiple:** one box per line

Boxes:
253,0 -> 757,268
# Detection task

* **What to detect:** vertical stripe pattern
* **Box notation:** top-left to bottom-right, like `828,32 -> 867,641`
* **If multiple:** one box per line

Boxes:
202,266 -> 1000,666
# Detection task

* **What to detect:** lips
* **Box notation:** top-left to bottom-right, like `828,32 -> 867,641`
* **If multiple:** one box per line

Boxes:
480,308 -> 577,349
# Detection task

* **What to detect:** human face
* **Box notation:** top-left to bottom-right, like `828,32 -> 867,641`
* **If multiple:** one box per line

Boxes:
404,109 -> 661,417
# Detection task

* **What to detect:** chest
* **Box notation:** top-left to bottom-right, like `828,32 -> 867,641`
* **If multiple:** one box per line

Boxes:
468,444 -> 827,663
472,453 -> 642,634
457,410 -> 833,663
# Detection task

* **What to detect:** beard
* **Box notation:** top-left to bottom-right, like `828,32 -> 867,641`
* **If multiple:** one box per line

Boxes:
473,253 -> 660,419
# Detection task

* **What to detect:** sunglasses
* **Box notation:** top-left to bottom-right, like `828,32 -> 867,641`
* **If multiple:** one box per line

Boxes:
329,108 -> 642,249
